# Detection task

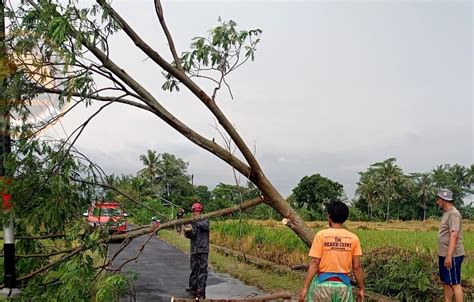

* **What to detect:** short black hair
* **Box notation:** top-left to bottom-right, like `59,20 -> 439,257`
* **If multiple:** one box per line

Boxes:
326,200 -> 349,224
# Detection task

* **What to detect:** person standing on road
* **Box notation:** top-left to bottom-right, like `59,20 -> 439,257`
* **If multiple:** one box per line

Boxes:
184,202 -> 209,299
299,200 -> 365,302
436,189 -> 465,302
176,208 -> 185,234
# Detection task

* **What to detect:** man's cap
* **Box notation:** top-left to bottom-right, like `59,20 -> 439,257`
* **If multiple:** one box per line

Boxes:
436,189 -> 454,202
191,202 -> 203,211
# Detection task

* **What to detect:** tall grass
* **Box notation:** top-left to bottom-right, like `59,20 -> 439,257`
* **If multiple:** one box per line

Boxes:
211,219 -> 474,286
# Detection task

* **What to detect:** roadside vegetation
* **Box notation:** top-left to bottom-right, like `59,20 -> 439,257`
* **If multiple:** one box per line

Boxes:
209,219 -> 473,301
158,229 -> 305,294
105,151 -> 473,301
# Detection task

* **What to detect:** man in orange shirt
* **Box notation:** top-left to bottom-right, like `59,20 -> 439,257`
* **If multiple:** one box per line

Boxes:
299,200 -> 365,302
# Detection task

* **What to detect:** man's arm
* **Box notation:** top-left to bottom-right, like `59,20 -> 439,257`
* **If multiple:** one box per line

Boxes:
352,255 -> 365,302
444,230 -> 459,269
195,220 -> 210,230
298,257 -> 320,302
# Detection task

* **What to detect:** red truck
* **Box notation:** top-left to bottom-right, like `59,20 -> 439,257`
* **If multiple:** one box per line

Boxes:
84,201 -> 128,234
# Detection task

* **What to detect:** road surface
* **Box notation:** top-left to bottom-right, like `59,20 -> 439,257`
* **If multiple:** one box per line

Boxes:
108,231 -> 264,302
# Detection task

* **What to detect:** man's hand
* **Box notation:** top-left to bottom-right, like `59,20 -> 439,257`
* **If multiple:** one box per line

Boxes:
184,224 -> 193,232
298,287 -> 307,302
444,256 -> 452,269
357,288 -> 364,302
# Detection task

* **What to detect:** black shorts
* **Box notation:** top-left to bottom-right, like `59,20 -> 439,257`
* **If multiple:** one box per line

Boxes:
439,255 -> 464,285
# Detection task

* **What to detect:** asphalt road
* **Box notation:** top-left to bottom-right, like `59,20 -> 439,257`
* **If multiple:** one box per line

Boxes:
108,230 -> 264,302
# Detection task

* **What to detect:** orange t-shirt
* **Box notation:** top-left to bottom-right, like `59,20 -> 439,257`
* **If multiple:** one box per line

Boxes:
308,228 -> 362,274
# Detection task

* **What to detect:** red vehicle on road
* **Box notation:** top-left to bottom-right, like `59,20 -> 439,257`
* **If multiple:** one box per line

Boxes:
84,201 -> 128,234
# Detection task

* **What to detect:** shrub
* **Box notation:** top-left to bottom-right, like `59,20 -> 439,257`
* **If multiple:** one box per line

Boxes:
362,246 -> 439,301
349,206 -> 368,221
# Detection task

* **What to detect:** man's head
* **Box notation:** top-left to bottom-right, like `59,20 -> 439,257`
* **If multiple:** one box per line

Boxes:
191,202 -> 203,216
436,189 -> 454,210
326,200 -> 349,224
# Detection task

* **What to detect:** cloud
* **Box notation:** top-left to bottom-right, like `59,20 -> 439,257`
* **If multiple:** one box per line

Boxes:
42,1 -> 472,201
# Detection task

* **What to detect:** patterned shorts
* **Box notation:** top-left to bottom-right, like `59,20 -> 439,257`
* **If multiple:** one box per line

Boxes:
306,276 -> 354,302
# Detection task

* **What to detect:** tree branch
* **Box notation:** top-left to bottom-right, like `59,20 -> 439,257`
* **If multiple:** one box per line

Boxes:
153,0 -> 183,72
71,18 -> 253,179
96,0 -> 264,183
108,196 -> 265,241
38,86 -> 152,112
16,245 -> 83,282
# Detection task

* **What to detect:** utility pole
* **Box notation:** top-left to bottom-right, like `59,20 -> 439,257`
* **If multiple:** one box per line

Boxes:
0,0 -> 19,296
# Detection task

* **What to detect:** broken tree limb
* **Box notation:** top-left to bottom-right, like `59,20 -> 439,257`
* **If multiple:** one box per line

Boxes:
170,292 -> 292,302
108,196 -> 265,241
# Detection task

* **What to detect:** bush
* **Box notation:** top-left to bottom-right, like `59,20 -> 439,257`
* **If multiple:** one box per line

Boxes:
125,199 -> 173,225
362,246 -> 439,301
295,207 -> 325,221
348,206 -> 368,221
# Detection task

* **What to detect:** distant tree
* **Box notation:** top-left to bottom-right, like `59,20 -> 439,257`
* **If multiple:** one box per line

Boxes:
207,182 -> 260,213
194,185 -> 212,203
292,174 -> 344,212
103,173 -> 117,200
156,152 -> 193,203
370,158 -> 405,221
468,164 -> 474,185
139,151 -> 193,203
129,175 -> 152,203
139,150 -> 160,180
411,173 -> 435,221
432,164 -> 472,206
355,170 -> 380,219
396,177 -> 420,220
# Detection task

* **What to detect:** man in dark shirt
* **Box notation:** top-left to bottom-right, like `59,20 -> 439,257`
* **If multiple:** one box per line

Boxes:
184,202 -> 209,299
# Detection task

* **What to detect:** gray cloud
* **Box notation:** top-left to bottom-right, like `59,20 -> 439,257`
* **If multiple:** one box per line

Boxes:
42,1 -> 472,199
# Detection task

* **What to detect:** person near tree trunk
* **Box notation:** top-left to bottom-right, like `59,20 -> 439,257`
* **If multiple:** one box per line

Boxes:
184,202 -> 209,299
299,200 -> 365,302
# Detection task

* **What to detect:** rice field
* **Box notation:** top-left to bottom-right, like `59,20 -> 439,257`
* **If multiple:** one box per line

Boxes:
210,219 -> 474,285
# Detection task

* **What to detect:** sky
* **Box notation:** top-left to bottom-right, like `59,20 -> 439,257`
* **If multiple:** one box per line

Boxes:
40,0 -> 473,199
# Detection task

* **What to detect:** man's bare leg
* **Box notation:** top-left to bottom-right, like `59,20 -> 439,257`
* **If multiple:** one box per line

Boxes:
452,284 -> 463,302
443,285 -> 453,302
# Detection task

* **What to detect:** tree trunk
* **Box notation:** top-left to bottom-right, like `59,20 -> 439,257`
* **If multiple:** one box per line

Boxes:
251,172 -> 314,246
386,198 -> 390,221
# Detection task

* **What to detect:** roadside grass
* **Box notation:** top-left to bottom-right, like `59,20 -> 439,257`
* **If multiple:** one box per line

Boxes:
157,229 -> 304,294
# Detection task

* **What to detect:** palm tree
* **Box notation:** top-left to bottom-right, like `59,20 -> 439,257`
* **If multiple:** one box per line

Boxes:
411,172 -> 435,221
103,174 -> 117,200
356,171 -> 379,220
129,176 -> 151,203
155,153 -> 190,200
432,164 -> 449,190
449,164 -> 469,190
139,150 -> 160,182
371,158 -> 404,221
468,164 -> 474,186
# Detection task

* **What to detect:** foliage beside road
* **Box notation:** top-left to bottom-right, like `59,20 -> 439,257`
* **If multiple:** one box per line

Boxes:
210,219 -> 474,300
